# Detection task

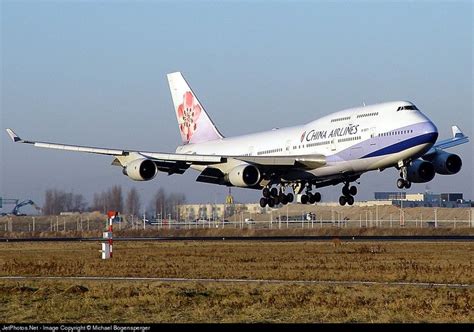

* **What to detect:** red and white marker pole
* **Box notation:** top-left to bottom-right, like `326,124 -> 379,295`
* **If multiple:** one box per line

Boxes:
102,210 -> 117,259
108,213 -> 113,258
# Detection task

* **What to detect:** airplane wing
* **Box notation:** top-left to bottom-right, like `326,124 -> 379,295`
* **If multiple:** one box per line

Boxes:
423,125 -> 469,156
6,129 -> 326,175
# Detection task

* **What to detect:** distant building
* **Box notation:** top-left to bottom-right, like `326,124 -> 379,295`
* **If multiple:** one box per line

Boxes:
177,203 -> 264,221
374,191 -> 470,208
374,192 -> 406,200
440,193 -> 463,202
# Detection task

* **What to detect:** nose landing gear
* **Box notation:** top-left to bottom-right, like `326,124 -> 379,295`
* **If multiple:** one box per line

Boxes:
396,166 -> 412,189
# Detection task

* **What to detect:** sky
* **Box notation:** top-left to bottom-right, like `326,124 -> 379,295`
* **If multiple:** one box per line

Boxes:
1,1 -> 472,213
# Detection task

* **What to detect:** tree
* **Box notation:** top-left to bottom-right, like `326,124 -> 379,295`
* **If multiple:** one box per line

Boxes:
91,186 -> 123,213
43,189 -> 88,215
152,188 -> 166,219
109,185 -> 123,212
125,187 -> 141,217
148,189 -> 186,221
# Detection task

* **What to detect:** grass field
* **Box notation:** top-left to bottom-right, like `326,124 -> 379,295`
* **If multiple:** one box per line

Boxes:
0,241 -> 472,323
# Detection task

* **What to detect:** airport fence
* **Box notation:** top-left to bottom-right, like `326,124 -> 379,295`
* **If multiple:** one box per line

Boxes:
0,215 -> 473,233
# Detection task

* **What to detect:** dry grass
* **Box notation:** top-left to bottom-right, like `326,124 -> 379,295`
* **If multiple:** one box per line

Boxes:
0,280 -> 472,323
0,241 -> 472,323
0,241 -> 472,284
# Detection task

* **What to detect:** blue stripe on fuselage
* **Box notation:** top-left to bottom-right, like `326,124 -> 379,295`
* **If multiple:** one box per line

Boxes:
361,132 -> 438,159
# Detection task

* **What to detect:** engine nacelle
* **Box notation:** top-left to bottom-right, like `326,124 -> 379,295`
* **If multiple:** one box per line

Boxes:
406,159 -> 435,183
430,152 -> 462,175
227,164 -> 261,187
123,159 -> 157,181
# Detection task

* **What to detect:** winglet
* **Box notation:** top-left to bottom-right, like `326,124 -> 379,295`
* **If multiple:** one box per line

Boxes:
452,126 -> 464,139
6,128 -> 22,142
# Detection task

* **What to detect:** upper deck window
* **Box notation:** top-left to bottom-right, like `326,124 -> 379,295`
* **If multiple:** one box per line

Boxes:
397,105 -> 419,111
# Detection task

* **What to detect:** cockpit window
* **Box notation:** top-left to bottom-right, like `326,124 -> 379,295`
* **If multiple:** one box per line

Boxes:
397,105 -> 419,111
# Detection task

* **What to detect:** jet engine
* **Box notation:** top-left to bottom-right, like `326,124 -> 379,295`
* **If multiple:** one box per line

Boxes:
227,164 -> 261,187
406,159 -> 435,183
429,152 -> 462,175
123,159 -> 157,181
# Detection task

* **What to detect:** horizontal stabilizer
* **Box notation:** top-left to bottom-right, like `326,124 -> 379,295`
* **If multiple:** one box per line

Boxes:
424,125 -> 469,156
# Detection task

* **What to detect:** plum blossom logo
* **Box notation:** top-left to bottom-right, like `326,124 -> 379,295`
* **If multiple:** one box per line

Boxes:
177,91 -> 201,142
301,131 -> 306,143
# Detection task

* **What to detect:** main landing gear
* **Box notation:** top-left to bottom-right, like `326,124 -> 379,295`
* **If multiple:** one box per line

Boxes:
260,183 -> 323,208
339,183 -> 357,206
300,185 -> 322,205
260,186 -> 294,208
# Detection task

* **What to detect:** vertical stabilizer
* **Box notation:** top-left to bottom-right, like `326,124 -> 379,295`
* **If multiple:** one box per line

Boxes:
167,72 -> 224,145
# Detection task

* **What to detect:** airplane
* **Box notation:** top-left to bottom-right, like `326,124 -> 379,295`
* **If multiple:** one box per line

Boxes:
6,72 -> 470,208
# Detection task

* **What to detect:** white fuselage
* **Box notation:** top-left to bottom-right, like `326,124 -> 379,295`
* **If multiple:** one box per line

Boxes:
176,101 -> 438,179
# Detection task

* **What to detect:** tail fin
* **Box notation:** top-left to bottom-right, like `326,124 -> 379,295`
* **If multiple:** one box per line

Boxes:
167,72 -> 224,144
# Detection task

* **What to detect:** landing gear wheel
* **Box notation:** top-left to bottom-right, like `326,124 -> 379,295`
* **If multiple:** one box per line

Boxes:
339,196 -> 347,206
301,194 -> 309,205
342,186 -> 350,197
270,187 -> 278,197
397,178 -> 405,189
308,193 -> 316,204
273,196 -> 280,205
262,188 -> 270,198
268,198 -> 275,208
280,193 -> 288,205
404,181 -> 411,189
347,195 -> 355,206
349,186 -> 357,196
259,197 -> 267,208
286,193 -> 294,203
314,192 -> 322,203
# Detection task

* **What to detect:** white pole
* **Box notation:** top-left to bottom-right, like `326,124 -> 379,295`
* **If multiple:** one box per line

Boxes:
32,217 -> 35,232
376,206 -> 379,228
434,209 -> 438,228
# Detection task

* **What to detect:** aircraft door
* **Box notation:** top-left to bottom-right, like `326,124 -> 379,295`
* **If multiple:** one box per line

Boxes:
248,146 -> 254,156
330,138 -> 337,151
370,127 -> 377,147
285,140 -> 291,155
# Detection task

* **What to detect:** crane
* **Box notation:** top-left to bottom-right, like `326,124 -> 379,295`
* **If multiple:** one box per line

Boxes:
11,200 -> 41,216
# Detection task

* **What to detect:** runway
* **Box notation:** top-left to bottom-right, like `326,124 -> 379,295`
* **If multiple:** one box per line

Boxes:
0,275 -> 471,289
0,235 -> 473,242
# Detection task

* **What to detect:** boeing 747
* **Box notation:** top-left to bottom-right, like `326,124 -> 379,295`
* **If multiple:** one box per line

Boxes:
6,72 -> 469,207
